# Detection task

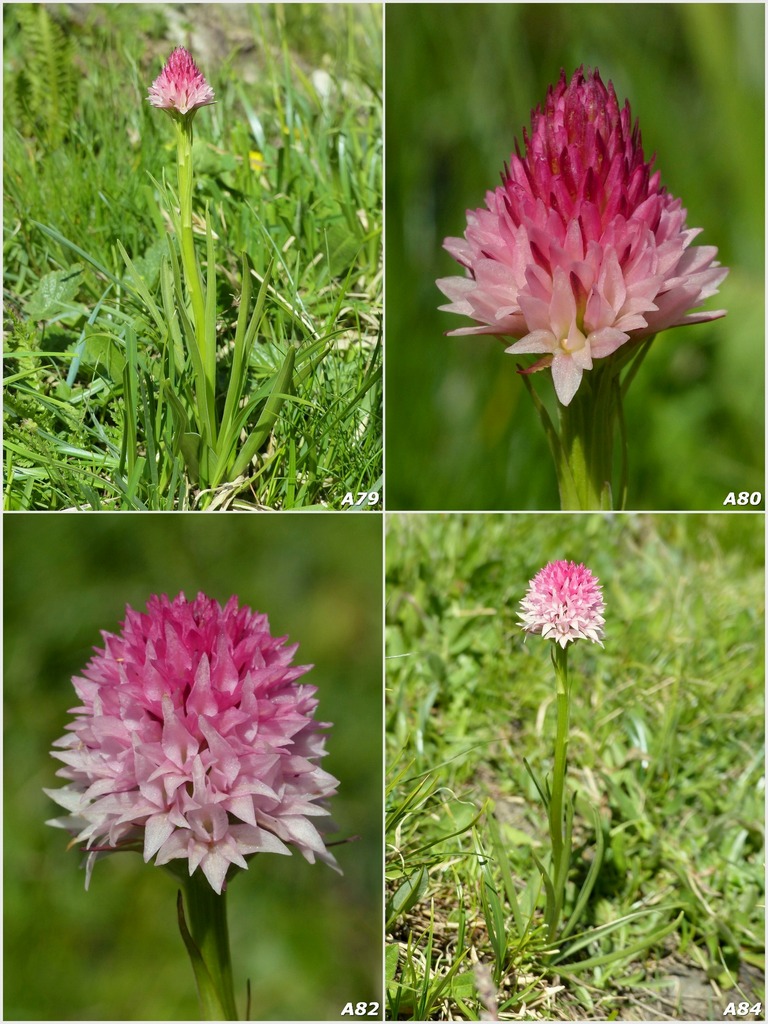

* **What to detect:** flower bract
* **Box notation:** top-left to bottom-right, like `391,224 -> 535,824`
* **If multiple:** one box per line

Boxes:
45,593 -> 340,894
147,47 -> 215,117
437,67 -> 728,405
519,560 -> 605,647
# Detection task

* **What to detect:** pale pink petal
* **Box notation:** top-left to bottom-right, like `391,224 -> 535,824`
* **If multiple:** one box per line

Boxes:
587,327 -> 630,359
506,330 -> 556,355
550,355 -> 584,407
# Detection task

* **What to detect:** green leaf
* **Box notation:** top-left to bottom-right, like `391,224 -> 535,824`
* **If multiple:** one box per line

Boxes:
78,329 -> 126,381
385,943 -> 400,985
387,865 -> 428,928
179,433 -> 202,483
24,264 -> 85,320
130,239 -> 166,292
324,216 -> 362,279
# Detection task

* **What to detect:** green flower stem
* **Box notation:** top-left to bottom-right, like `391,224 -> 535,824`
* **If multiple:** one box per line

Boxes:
174,116 -> 217,448
547,336 -> 657,510
181,872 -> 238,1021
546,643 -> 571,940
556,364 -> 621,510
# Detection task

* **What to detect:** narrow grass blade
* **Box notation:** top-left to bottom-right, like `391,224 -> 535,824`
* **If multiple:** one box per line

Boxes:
523,756 -> 550,809
487,812 -> 526,938
66,283 -> 113,386
531,848 -> 557,935
117,240 -> 165,333
203,207 -> 217,392
553,796 -> 575,905
160,254 -> 215,456
285,438 -> 297,506
119,325 -> 138,478
416,908 -> 436,1021
158,255 -> 185,370
218,251 -> 254,442
560,804 -> 605,941
228,345 -> 296,481
480,869 -> 508,983
32,220 -> 126,289
138,373 -> 160,491
162,380 -> 200,484
410,802 -> 486,858
218,255 -> 275,465
123,455 -> 147,502
555,911 -> 684,973
620,335 -> 656,398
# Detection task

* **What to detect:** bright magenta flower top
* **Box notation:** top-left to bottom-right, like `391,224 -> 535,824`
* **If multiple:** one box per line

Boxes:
148,47 -> 215,117
45,593 -> 340,894
437,67 -> 728,406
519,560 -> 605,647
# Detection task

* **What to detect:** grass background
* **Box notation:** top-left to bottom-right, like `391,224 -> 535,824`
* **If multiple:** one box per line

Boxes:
4,3 -> 382,510
5,514 -> 382,1021
386,512 -> 764,1019
385,3 -> 764,511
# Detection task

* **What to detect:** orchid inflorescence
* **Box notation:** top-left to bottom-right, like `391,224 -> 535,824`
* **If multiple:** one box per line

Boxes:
148,47 -> 216,117
46,592 -> 339,894
438,67 -> 727,407
438,68 -> 728,508
519,559 -> 605,648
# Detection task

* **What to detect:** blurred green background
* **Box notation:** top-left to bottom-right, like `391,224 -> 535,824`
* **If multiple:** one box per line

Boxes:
5,514 -> 382,1021
385,3 -> 764,510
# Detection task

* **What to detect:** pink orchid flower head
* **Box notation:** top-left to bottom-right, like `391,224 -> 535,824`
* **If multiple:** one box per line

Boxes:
148,46 -> 215,118
519,560 -> 605,647
437,67 -> 728,406
45,592 -> 340,894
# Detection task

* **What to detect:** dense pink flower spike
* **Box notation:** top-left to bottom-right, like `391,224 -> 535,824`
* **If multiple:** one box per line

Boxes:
519,560 -> 605,648
437,67 -> 728,405
148,47 -> 215,117
45,593 -> 340,894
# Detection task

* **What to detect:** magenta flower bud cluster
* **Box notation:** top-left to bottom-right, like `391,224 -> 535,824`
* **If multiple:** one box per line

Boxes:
147,47 -> 215,117
519,560 -> 605,647
438,66 -> 728,406
45,593 -> 339,894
